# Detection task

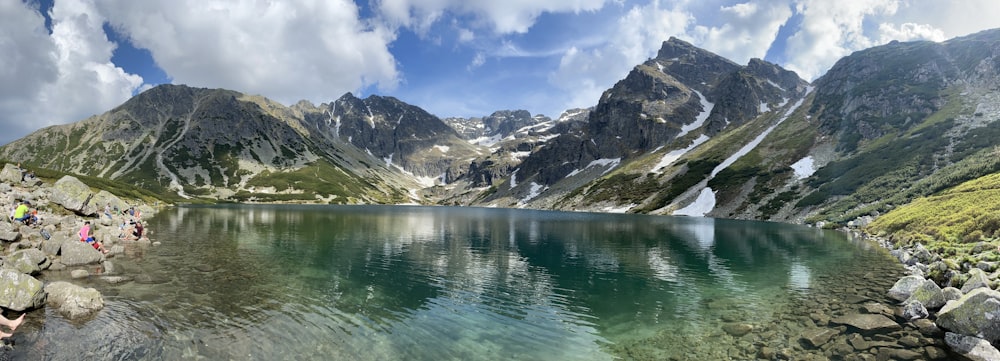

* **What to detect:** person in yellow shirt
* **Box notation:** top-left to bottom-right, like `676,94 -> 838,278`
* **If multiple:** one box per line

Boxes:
12,201 -> 29,224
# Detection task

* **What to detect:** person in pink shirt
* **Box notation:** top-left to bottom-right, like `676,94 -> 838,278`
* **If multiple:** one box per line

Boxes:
78,221 -> 91,241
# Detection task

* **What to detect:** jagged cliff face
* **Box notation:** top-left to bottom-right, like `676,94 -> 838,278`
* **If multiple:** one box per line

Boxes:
468,37 -> 810,210
3,29 -> 1000,226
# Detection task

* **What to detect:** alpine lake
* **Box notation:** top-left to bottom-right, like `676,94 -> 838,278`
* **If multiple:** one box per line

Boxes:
12,204 -> 930,360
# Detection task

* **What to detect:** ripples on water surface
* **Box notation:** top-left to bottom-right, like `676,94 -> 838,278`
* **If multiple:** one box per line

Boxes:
17,205 -> 904,360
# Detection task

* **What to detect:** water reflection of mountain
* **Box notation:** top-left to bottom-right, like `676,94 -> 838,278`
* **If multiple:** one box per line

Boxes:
143,205 -> 897,358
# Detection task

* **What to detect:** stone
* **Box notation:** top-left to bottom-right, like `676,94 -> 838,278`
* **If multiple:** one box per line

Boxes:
888,275 -> 925,302
905,279 -> 945,309
945,332 -> 1000,361
70,269 -> 89,278
830,314 -> 901,333
722,323 -> 753,337
100,276 -> 132,284
0,164 -> 22,183
43,281 -> 104,319
801,328 -> 839,348
941,287 -> 963,302
5,248 -> 50,275
861,302 -> 894,317
898,335 -> 922,347
847,333 -> 871,350
910,318 -> 943,337
60,239 -> 104,266
937,288 -> 1000,343
902,300 -> 928,320
878,348 -> 923,360
923,346 -> 949,360
49,176 -> 98,216
0,221 -> 20,242
961,268 -> 991,293
0,269 -> 45,311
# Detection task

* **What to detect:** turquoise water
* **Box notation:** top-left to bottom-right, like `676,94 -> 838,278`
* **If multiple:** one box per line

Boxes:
18,205 -> 905,360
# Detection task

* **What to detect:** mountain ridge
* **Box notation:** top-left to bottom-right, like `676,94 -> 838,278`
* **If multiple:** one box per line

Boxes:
2,28 -> 1000,230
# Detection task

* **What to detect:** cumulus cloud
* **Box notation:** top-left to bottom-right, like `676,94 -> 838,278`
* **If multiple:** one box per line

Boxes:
0,0 -> 142,144
375,0 -> 609,35
877,22 -> 946,43
548,1 -> 692,110
96,0 -> 399,106
691,1 -> 793,65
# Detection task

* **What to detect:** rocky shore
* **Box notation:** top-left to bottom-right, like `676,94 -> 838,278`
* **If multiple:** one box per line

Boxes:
0,163 -> 159,341
864,231 -> 1000,361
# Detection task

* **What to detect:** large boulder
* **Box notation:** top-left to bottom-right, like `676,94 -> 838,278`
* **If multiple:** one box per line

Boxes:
5,248 -> 50,275
945,332 -> 1000,361
60,240 -> 104,266
961,268 -> 992,293
938,288 -> 1000,342
91,190 -> 126,216
906,279 -> 946,309
0,222 -> 20,242
0,269 -> 45,311
49,176 -> 98,216
888,275 -> 926,302
0,164 -> 21,184
43,281 -> 104,319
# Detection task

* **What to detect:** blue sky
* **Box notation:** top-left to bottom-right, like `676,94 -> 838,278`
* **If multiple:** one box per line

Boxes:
2,0 -> 999,145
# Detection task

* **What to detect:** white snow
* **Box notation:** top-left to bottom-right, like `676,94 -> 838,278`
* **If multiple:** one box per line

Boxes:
759,101 -> 770,113
470,133 -> 503,146
673,87 -> 813,218
766,79 -> 785,92
521,182 -> 546,204
653,134 -> 709,174
510,169 -> 518,188
674,188 -> 716,217
711,87 -> 813,178
791,156 -> 816,180
511,151 -> 531,160
565,158 -> 621,178
676,90 -> 714,138
433,145 -> 450,153
604,204 -> 635,214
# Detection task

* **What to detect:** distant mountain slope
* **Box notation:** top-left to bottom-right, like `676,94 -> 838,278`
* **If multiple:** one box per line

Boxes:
3,29 -> 1000,229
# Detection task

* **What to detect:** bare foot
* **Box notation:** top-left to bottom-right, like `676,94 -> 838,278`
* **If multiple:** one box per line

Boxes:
8,314 -> 23,331
0,331 -> 10,339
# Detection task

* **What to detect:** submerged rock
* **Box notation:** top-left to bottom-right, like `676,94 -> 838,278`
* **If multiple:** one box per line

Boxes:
830,314 -> 901,333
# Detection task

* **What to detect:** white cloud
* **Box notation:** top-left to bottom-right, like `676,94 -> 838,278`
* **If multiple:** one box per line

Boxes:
782,0 -> 903,80
95,0 -> 400,106
0,0 -> 142,144
691,1 -> 792,65
376,0 -> 609,35
548,1 -> 692,111
877,22 -> 946,43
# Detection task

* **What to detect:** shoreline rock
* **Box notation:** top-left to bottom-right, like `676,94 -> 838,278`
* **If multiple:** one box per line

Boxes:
862,229 -> 1000,357
0,166 -> 162,325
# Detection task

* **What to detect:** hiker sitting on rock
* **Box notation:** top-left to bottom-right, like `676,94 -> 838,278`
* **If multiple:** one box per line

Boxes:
13,201 -> 30,224
79,221 -> 108,254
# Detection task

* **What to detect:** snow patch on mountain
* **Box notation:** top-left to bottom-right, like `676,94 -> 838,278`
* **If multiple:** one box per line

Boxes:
791,156 -> 816,179
674,188 -> 716,217
677,90 -> 714,139
653,134 -> 709,174
566,158 -> 621,178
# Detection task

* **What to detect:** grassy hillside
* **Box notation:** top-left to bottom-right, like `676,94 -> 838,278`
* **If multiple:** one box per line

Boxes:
866,171 -> 1000,247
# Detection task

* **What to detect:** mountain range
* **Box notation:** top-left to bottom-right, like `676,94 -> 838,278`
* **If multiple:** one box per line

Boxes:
4,28 -> 1000,227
